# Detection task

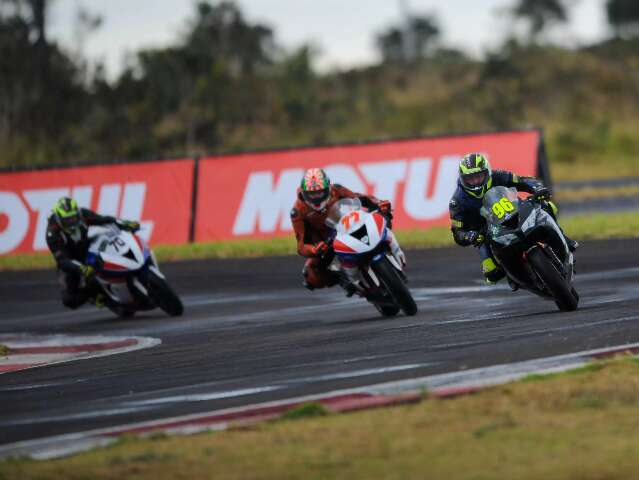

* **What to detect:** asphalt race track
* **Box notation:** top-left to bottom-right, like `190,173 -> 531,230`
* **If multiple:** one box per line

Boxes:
1,238 -> 638,446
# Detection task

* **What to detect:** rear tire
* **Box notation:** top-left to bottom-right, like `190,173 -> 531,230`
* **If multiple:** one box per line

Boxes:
528,247 -> 578,312
372,256 -> 417,316
147,270 -> 184,317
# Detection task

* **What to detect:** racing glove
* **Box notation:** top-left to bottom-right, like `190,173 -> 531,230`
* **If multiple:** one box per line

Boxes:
532,186 -> 552,201
378,200 -> 392,217
378,200 -> 393,229
117,219 -> 140,232
465,231 -> 485,246
80,264 -> 94,279
312,241 -> 330,258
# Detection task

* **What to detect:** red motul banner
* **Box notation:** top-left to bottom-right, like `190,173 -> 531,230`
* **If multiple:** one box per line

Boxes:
195,130 -> 541,241
0,159 -> 194,255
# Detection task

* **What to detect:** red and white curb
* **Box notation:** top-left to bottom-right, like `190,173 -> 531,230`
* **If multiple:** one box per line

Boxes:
0,334 -> 161,374
2,341 -> 639,461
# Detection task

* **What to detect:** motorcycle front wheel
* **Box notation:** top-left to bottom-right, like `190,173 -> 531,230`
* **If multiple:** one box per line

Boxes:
528,247 -> 578,312
146,270 -> 184,317
374,303 -> 401,317
372,256 -> 417,316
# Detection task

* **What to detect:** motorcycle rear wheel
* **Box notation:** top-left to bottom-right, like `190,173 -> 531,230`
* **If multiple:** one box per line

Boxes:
528,247 -> 578,312
147,271 -> 184,317
372,256 -> 417,316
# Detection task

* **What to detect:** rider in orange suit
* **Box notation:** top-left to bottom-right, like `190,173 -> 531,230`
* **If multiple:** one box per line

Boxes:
290,168 -> 392,290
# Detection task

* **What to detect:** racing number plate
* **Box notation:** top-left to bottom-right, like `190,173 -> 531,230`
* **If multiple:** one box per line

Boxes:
491,197 -> 515,219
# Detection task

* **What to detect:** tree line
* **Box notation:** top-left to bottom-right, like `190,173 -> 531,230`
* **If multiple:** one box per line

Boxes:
1,0 -> 639,168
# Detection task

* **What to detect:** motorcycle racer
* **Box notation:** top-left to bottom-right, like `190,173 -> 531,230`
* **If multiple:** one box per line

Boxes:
46,197 -> 140,309
449,153 -> 578,286
291,168 -> 400,290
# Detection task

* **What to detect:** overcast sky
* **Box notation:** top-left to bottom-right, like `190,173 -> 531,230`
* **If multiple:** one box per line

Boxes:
47,0 -> 610,77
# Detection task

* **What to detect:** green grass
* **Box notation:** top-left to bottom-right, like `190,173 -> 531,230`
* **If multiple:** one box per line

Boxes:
0,345 -> 9,356
153,236 -> 298,262
521,362 -> 605,383
555,186 -> 639,203
561,210 -> 639,240
1,210 -> 637,271
551,157 -> 639,182
279,403 -> 329,421
5,356 -> 639,480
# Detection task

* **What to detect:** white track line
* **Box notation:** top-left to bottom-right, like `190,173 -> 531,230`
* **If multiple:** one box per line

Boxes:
0,335 -> 161,374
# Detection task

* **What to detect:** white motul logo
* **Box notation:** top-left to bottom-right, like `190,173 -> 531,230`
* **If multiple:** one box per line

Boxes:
232,156 -> 460,236
0,182 -> 154,254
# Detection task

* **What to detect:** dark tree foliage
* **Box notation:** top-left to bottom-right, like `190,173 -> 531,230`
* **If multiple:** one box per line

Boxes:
2,0 -> 636,170
0,0 -> 87,166
607,0 -> 639,37
511,0 -> 569,40
376,14 -> 440,64
0,0 -> 285,166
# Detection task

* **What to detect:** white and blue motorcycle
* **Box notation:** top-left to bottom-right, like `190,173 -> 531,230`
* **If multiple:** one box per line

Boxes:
86,225 -> 183,317
325,198 -> 417,317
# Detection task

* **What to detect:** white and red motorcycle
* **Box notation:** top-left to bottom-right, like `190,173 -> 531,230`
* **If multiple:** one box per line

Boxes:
325,198 -> 417,317
85,225 -> 183,317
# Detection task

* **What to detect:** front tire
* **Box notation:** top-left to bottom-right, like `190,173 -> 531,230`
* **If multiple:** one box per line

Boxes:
372,256 -> 417,316
146,270 -> 184,317
375,304 -> 401,317
527,247 -> 578,312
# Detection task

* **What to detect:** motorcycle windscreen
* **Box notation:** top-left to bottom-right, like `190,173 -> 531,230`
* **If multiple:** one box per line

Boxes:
480,186 -> 520,226
325,198 -> 363,230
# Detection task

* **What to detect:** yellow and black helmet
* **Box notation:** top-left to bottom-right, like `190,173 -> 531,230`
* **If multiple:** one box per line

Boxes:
52,197 -> 83,233
459,153 -> 492,198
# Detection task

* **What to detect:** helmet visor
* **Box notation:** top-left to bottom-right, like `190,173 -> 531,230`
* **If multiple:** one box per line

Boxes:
59,212 -> 80,232
461,170 -> 488,188
303,188 -> 330,208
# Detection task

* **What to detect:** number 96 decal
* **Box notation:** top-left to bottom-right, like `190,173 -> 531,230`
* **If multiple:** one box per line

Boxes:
491,198 -> 515,219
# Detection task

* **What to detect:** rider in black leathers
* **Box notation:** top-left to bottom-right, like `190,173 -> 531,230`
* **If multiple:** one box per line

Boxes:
46,197 -> 139,309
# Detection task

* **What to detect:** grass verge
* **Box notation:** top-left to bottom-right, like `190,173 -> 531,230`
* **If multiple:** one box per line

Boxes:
279,403 -> 329,421
555,185 -> 639,203
550,157 -> 639,182
5,356 -> 639,479
0,209 -> 637,272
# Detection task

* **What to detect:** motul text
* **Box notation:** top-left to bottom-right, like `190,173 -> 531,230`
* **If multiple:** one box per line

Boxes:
0,159 -> 194,255
196,131 -> 541,241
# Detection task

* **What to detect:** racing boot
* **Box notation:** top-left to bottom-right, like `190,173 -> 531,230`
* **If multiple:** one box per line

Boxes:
302,262 -> 315,290
483,258 -> 506,285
